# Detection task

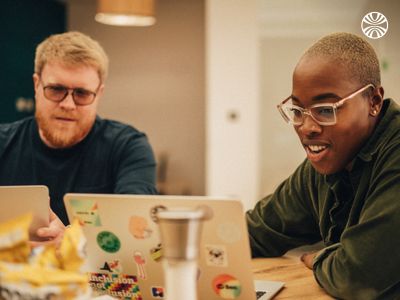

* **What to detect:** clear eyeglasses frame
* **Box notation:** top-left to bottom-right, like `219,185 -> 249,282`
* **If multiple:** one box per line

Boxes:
277,84 -> 375,126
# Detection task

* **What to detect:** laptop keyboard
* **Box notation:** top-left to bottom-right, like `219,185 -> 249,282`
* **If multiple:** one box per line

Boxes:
256,291 -> 267,299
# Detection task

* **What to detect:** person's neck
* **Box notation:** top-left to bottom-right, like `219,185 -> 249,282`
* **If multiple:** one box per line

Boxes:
38,128 -> 87,149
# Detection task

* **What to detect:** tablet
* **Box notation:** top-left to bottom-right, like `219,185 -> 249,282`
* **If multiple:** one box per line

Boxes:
0,185 -> 50,241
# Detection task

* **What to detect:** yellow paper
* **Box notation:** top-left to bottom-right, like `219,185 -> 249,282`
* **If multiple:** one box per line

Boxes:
0,213 -> 32,263
0,215 -> 91,299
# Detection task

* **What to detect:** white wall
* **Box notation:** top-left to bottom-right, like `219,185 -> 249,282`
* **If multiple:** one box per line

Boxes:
206,0 -> 260,209
68,0 -> 205,196
65,0 -> 399,206
367,0 -> 400,99
204,0 -> 400,206
258,0 -> 400,196
259,37 -> 314,195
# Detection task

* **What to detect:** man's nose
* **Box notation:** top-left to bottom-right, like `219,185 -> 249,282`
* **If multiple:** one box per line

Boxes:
59,91 -> 77,109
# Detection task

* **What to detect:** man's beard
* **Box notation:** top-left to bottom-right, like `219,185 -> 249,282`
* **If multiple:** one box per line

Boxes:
35,110 -> 93,149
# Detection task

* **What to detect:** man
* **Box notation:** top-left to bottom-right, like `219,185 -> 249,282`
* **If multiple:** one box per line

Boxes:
0,31 -> 157,241
247,32 -> 400,299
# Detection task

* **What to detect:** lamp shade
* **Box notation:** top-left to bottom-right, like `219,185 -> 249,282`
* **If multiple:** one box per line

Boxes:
95,0 -> 156,27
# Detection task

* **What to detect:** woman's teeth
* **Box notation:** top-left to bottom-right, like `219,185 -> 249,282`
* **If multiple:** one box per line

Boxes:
308,145 -> 327,153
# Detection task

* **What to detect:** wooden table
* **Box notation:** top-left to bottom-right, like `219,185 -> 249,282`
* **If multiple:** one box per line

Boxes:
252,256 -> 333,299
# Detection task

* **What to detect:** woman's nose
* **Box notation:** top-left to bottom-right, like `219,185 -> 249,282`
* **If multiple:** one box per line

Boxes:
297,113 -> 322,136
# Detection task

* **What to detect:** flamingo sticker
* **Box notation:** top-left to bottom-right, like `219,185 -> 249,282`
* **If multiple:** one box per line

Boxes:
133,251 -> 147,279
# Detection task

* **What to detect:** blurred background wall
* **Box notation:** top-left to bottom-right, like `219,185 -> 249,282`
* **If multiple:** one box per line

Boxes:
68,0 -> 205,197
2,0 -> 399,208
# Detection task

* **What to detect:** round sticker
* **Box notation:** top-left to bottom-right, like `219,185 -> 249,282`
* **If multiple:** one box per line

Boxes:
129,215 -> 152,239
212,274 -> 241,299
97,231 -> 121,253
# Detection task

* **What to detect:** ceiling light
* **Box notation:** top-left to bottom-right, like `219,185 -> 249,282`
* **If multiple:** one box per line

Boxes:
95,0 -> 155,27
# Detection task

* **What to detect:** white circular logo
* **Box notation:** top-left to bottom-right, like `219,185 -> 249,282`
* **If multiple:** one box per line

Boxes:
361,12 -> 388,39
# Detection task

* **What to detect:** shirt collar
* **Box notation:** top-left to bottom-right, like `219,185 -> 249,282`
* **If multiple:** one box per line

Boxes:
357,99 -> 398,162
325,98 -> 399,185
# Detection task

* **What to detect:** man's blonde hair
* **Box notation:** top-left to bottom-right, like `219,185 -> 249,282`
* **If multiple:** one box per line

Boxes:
34,31 -> 109,83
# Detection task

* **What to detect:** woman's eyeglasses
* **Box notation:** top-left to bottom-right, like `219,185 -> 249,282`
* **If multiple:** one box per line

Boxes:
277,84 -> 375,126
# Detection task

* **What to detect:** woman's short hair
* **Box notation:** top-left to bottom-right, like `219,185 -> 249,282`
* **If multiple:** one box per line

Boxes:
302,32 -> 381,87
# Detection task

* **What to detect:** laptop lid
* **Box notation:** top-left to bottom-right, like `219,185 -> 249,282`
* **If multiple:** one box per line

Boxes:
0,185 -> 49,241
64,193 -> 282,300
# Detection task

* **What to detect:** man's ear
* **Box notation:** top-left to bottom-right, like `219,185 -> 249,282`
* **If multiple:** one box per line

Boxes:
33,73 -> 40,93
97,84 -> 105,99
369,86 -> 384,117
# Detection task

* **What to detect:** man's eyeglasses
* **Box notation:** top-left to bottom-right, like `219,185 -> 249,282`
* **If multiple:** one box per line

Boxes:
277,84 -> 375,126
41,81 -> 99,106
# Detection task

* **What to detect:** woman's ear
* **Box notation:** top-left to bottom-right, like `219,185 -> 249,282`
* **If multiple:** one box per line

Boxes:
369,86 -> 384,117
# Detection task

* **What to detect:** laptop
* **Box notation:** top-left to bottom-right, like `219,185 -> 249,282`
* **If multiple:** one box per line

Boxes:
0,185 -> 49,241
64,194 -> 284,300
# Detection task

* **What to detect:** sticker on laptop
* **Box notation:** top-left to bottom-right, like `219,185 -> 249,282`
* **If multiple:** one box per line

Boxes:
99,259 -> 123,273
69,198 -> 102,226
97,231 -> 121,253
134,250 -> 147,279
129,215 -> 153,239
88,273 -> 141,299
151,286 -> 164,298
205,245 -> 228,267
217,222 -> 242,244
149,205 -> 167,222
197,267 -> 201,281
212,274 -> 242,299
150,243 -> 163,262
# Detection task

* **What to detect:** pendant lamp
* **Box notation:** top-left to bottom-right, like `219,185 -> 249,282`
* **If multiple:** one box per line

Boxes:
95,0 -> 155,27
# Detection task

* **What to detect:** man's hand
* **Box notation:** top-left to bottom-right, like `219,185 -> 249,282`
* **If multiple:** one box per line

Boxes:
300,252 -> 317,269
30,209 -> 65,247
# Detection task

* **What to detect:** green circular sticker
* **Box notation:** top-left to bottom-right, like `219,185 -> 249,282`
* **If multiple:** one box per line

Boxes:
97,231 -> 121,253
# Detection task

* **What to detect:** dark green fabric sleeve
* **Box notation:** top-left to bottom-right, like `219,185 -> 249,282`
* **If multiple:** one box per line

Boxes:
246,160 -> 321,257
313,142 -> 400,299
